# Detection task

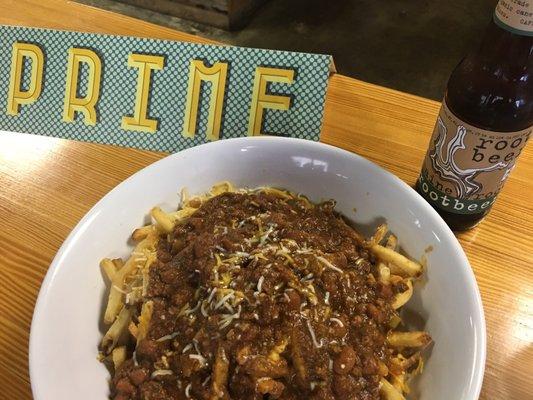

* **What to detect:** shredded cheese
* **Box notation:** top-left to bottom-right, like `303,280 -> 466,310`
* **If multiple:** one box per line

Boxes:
192,339 -> 202,356
112,284 -> 128,294
330,317 -> 344,327
200,301 -> 209,317
150,369 -> 173,378
156,332 -> 179,342
219,305 -> 241,329
302,273 -> 314,281
207,288 -> 217,303
189,353 -> 207,365
257,276 -> 265,293
223,302 -> 235,313
259,226 -> 275,245
185,299 -> 202,315
316,256 -> 344,274
306,320 -> 323,348
214,292 -> 235,310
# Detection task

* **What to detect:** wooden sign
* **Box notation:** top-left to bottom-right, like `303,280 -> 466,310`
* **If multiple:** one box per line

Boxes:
0,25 -> 334,152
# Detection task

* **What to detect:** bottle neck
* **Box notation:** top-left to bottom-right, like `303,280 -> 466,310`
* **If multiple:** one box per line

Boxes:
444,1 -> 533,132
475,17 -> 532,66
493,0 -> 533,37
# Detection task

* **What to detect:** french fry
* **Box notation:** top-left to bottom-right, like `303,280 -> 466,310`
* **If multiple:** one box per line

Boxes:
112,258 -> 124,270
136,300 -> 153,345
378,360 -> 389,376
128,321 -> 139,339
389,275 -> 403,285
371,224 -> 388,245
211,181 -> 234,196
370,245 -> 422,277
392,279 -> 413,309
101,307 -> 133,354
132,225 -> 154,241
100,258 -> 116,282
112,346 -> 127,370
141,263 -> 150,297
413,355 -> 424,375
295,193 -> 313,209
387,331 -> 432,348
380,378 -> 406,400
290,327 -> 307,383
378,263 -> 390,283
391,373 -> 409,394
150,207 -> 174,233
261,187 -> 292,200
104,286 -> 123,325
389,355 -> 406,373
389,313 -> 402,329
400,352 -> 421,370
386,234 -> 398,250
180,187 -> 190,206
169,206 -> 197,222
185,196 -> 203,208
268,338 -> 289,362
211,347 -> 230,400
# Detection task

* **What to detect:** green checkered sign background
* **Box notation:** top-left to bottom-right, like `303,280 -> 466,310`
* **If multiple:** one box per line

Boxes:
0,25 -> 333,152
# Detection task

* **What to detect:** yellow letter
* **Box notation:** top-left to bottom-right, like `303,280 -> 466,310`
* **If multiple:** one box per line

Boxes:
182,60 -> 228,141
121,53 -> 164,133
62,48 -> 102,125
248,67 -> 294,136
7,42 -> 44,115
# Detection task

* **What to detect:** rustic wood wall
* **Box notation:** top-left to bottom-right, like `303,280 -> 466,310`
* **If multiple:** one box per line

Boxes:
116,0 -> 267,30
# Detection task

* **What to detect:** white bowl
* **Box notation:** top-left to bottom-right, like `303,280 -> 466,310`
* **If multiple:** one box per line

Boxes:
30,137 -> 485,400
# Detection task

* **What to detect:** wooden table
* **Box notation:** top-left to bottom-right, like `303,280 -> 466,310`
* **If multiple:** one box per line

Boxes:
0,1 -> 531,399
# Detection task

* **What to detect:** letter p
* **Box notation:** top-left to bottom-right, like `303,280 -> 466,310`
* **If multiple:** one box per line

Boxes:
7,42 -> 44,115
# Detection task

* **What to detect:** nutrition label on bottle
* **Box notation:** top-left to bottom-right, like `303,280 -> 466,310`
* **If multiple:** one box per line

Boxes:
418,101 -> 532,215
494,0 -> 533,36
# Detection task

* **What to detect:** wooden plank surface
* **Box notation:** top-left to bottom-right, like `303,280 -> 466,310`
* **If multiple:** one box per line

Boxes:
0,1 -> 532,399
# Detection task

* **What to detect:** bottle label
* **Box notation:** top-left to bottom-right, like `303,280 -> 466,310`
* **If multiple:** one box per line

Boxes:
418,101 -> 531,215
494,0 -> 533,36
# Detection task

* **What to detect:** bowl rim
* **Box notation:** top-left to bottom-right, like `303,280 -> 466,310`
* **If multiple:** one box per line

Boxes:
29,136 -> 486,399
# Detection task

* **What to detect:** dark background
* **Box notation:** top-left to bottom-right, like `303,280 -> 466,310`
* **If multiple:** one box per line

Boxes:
79,0 -> 499,100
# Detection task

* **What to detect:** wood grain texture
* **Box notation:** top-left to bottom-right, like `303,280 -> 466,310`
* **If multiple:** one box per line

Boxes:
0,1 -> 531,399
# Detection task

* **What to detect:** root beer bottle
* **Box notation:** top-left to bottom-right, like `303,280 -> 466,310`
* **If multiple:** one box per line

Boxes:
416,0 -> 533,231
